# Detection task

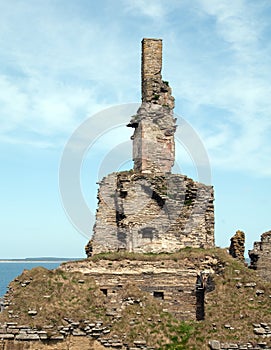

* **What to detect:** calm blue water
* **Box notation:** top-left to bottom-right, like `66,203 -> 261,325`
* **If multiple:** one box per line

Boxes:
0,262 -> 62,297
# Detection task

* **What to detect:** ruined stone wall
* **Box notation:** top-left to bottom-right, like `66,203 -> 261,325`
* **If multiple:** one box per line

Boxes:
229,230 -> 245,262
89,171 -> 214,256
128,104 -> 176,174
0,336 -> 104,350
209,339 -> 271,350
141,38 -> 162,99
141,39 -> 174,108
62,256 -> 216,321
130,39 -> 176,174
86,37 -> 215,258
249,230 -> 271,281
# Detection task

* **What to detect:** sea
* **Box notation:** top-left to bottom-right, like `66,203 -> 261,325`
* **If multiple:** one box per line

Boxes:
0,261 -> 63,297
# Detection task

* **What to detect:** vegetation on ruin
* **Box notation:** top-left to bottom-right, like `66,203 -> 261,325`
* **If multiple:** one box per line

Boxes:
1,248 -> 271,349
82,246 -> 220,263
189,251 -> 271,349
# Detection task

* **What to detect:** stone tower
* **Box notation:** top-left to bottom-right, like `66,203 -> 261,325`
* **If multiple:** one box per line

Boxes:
85,38 -> 214,257
129,39 -> 176,174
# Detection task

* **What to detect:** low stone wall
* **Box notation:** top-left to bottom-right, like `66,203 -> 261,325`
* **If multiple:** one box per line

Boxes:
0,319 -> 110,341
209,340 -> 271,349
2,321 -> 271,350
0,319 -> 152,350
209,322 -> 271,349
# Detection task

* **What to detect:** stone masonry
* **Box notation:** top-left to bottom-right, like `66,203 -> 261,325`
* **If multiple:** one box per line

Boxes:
131,38 -> 176,174
87,171 -> 214,255
229,230 -> 245,262
249,230 -> 271,281
62,255 -> 217,321
141,38 -> 175,109
86,38 -> 215,256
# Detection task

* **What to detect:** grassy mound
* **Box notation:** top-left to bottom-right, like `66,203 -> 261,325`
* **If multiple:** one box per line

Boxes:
0,265 -> 192,348
1,248 -> 271,349
190,250 -> 271,348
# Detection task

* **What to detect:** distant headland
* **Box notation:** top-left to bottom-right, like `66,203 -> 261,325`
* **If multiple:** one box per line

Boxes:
0,257 -> 83,262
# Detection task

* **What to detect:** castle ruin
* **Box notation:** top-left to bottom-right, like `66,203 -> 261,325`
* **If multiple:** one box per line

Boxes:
249,230 -> 271,280
86,38 -> 214,257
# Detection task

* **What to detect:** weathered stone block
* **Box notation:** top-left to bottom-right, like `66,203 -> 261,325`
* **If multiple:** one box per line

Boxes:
209,340 -> 221,350
15,333 -> 39,340
0,334 -> 14,340
229,230 -> 245,261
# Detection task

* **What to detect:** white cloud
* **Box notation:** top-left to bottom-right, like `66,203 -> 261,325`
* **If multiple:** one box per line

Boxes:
0,135 -> 56,149
0,75 -> 28,132
0,0 -> 270,178
164,0 -> 271,177
123,0 -> 167,19
0,71 -> 109,146
199,0 -> 265,69
0,1 -> 138,147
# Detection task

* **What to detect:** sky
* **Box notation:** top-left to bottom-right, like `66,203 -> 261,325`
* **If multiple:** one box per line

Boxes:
1,0 -> 271,258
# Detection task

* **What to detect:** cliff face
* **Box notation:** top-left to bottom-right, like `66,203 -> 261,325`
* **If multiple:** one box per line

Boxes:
87,38 -> 214,257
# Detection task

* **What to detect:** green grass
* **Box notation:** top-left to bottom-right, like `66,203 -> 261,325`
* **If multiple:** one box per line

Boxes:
2,248 -> 271,349
85,247 -> 218,263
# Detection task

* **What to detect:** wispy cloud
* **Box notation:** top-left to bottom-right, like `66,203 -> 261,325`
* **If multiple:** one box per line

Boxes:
123,0 -> 170,19
162,1 -> 271,177
0,0 -> 270,178
0,1 -> 138,147
0,71 -> 109,146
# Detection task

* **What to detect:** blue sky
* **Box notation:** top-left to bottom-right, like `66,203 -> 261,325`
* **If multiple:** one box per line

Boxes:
1,0 -> 271,258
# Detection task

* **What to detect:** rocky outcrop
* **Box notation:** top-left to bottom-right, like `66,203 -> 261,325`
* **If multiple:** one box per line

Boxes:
229,230 -> 245,261
249,230 -> 271,281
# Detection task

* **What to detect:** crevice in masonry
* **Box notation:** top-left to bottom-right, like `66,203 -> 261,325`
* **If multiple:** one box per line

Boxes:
116,211 -> 126,226
153,291 -> 164,300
